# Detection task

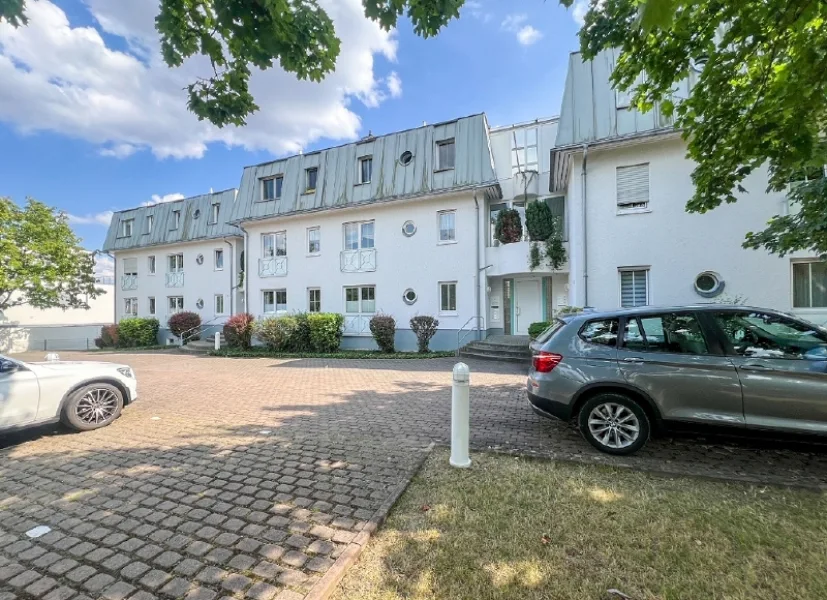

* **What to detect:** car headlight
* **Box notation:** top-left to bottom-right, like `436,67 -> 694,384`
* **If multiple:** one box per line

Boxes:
117,367 -> 134,378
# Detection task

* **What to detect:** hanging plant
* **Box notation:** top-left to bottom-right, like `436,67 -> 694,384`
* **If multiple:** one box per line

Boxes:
525,200 -> 555,241
495,208 -> 523,244
545,236 -> 567,270
528,242 -> 542,271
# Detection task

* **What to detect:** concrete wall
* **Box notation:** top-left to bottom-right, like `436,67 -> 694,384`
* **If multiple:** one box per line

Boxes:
0,324 -> 107,354
0,286 -> 114,326
566,136 -> 826,324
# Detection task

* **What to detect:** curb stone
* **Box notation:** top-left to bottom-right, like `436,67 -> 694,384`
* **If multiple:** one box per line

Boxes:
302,443 -> 435,600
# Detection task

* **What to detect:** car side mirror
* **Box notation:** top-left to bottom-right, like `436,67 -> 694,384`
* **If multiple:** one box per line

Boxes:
0,360 -> 20,374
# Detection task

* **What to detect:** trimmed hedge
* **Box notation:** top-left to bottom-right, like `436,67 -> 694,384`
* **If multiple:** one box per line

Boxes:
223,313 -> 255,349
168,311 -> 201,339
118,318 -> 160,347
308,313 -> 344,353
528,321 -> 551,340
410,315 -> 439,353
369,314 -> 396,353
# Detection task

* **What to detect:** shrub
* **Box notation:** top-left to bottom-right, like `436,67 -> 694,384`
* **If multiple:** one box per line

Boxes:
528,321 -> 551,340
525,200 -> 555,241
118,318 -> 159,347
95,324 -> 119,348
557,306 -> 584,316
308,313 -> 344,353
410,315 -> 439,353
168,311 -> 201,340
256,316 -> 298,352
494,208 -> 523,244
291,312 -> 312,352
224,313 -> 255,349
369,314 -> 396,353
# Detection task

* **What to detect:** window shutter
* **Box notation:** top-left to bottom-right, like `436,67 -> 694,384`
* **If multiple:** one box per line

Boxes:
621,270 -> 648,307
617,164 -> 649,208
123,258 -> 137,274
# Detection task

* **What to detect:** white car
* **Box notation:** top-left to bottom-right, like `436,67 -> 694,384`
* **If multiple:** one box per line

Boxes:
0,354 -> 138,433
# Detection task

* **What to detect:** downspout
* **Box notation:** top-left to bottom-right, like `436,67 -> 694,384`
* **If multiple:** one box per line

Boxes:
237,224 -> 249,313
222,238 -> 234,315
581,144 -> 590,308
474,193 -> 482,341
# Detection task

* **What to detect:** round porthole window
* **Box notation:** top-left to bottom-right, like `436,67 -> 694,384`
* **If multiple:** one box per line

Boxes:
403,289 -> 418,305
402,220 -> 417,237
196,254 -> 204,265
694,271 -> 725,298
400,151 -> 413,166
193,209 -> 201,219
196,298 -> 204,309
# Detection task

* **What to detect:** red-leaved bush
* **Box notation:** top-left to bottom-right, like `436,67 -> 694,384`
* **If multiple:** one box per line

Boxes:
168,311 -> 202,339
223,313 -> 255,349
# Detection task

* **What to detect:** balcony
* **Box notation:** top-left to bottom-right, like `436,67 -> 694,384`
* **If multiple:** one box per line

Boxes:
165,272 -> 185,288
513,170 -> 540,199
485,240 -> 570,277
340,248 -> 377,273
121,274 -> 137,291
343,315 -> 371,336
259,257 -> 288,277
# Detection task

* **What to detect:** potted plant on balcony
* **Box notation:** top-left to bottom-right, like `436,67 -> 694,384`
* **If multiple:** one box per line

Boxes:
525,199 -> 567,271
494,208 -> 523,245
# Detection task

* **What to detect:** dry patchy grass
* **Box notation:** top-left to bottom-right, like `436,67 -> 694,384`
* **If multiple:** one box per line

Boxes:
333,450 -> 827,600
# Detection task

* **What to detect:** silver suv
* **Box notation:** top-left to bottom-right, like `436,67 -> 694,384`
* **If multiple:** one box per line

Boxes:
527,306 -> 827,455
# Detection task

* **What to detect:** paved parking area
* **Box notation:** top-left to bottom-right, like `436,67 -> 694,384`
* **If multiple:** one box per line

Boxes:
3,351 -> 827,600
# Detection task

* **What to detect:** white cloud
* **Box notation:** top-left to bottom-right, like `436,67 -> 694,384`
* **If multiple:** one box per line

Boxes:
67,211 -> 113,226
516,26 -> 542,46
572,0 -> 589,25
0,0 -> 402,159
93,253 -> 114,278
387,71 -> 402,98
501,14 -> 528,31
464,1 -> 492,23
143,193 -> 185,207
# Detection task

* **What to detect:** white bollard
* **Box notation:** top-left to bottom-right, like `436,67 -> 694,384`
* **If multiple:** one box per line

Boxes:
214,332 -> 221,351
450,362 -> 471,468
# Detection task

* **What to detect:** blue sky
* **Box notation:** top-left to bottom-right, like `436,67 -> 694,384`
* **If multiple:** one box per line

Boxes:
0,0 -> 584,257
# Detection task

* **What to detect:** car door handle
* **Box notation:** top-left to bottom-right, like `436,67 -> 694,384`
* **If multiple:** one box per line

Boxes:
741,363 -> 774,372
623,357 -> 644,363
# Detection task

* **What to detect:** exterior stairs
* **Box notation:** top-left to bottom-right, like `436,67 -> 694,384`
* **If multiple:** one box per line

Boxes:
458,335 -> 532,363
178,335 -> 226,354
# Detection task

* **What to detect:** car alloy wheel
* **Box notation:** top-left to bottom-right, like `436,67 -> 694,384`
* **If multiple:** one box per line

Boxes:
587,402 -> 641,450
75,387 -> 120,425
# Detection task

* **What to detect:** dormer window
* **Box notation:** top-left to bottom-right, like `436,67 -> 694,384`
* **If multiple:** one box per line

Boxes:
305,167 -> 318,193
358,156 -> 372,184
120,219 -> 134,237
172,209 -> 181,230
262,176 -> 283,201
436,139 -> 455,171
146,214 -> 153,234
210,203 -> 220,224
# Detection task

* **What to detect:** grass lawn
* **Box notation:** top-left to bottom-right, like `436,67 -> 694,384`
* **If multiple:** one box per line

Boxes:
210,348 -> 456,359
333,450 -> 827,600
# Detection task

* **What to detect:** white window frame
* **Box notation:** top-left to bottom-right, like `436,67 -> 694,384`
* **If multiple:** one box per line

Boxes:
616,163 -> 651,214
168,296 -> 184,315
792,260 -> 827,309
511,127 -> 539,175
344,285 -> 376,316
437,210 -> 457,244
210,203 -> 220,224
122,258 -> 138,277
305,167 -> 318,193
262,232 -> 287,258
168,253 -> 184,273
358,155 -> 373,184
439,281 -> 458,315
619,267 -> 650,308
308,288 -> 321,313
172,209 -> 181,230
124,297 -> 138,317
148,255 -> 156,276
261,175 -> 283,201
436,139 -> 456,171
214,248 -> 224,271
146,214 -> 153,234
307,226 -> 321,256
262,289 -> 287,315
214,294 -> 225,315
120,219 -> 134,238
148,296 -> 156,315
343,220 -> 375,250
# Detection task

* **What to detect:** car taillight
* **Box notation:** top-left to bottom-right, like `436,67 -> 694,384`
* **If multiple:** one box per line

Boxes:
533,351 -> 563,373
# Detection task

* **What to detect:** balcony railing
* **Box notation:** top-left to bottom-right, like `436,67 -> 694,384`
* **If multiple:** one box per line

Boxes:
340,248 -> 377,273
165,272 -> 185,288
343,315 -> 371,336
121,274 -> 137,291
259,257 -> 288,277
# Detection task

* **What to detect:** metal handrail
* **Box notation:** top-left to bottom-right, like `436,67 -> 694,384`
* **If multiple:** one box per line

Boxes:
181,316 -> 223,344
456,316 -> 485,357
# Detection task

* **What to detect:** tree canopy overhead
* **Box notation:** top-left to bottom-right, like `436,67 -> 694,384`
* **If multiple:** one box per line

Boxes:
563,0 -> 827,256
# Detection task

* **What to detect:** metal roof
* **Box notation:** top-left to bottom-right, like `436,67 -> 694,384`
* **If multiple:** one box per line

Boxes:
228,113 -> 500,224
555,50 -> 697,147
102,189 -> 240,252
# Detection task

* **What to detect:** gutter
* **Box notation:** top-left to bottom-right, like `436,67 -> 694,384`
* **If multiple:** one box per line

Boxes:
222,238 -> 235,315
581,144 -> 590,308
236,223 -> 250,314
473,193 -> 482,341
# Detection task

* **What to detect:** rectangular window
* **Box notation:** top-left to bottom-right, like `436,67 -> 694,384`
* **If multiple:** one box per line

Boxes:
617,164 -> 650,211
308,288 -> 321,313
168,296 -> 184,314
262,232 -> 287,258
210,203 -> 220,224
123,257 -> 138,276
305,167 -> 318,192
215,294 -> 225,315
439,281 -> 457,313
793,261 -> 827,308
344,286 -> 375,314
172,209 -> 181,230
262,176 -> 283,201
120,219 -> 133,237
214,249 -> 224,271
343,221 -> 374,250
438,210 -> 456,243
146,214 -> 153,234
263,289 -> 287,314
511,127 -> 539,175
148,255 -> 156,275
124,297 -> 138,316
307,227 -> 321,255
624,313 -> 710,355
620,268 -> 649,308
358,156 -> 372,184
148,297 -> 156,315
168,253 -> 184,273
437,139 -> 455,170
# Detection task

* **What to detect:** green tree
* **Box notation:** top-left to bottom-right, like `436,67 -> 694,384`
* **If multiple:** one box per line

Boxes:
0,197 -> 102,312
563,0 -> 827,256
0,0 -> 465,128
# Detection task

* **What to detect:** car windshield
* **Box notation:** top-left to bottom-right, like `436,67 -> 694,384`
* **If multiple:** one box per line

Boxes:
534,319 -> 566,344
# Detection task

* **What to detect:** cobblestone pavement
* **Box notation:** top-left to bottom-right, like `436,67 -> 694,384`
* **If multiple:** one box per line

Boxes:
3,351 -> 827,600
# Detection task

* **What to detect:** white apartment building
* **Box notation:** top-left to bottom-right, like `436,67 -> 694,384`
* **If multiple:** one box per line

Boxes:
103,51 -> 827,349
